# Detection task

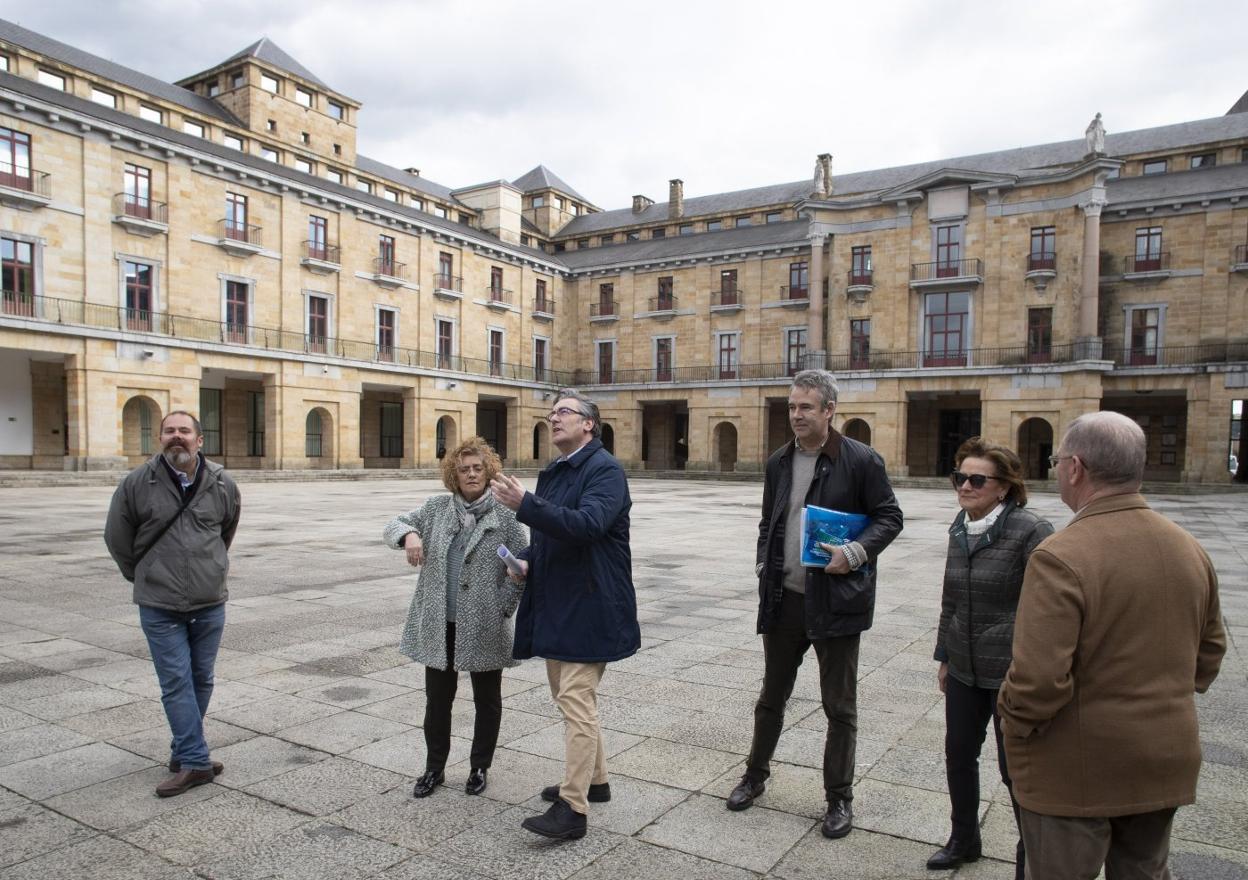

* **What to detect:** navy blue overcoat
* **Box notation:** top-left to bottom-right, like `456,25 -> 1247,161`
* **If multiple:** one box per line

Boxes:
513,439 -> 640,663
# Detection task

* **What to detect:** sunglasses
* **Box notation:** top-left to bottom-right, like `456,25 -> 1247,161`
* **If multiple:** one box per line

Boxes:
950,471 -> 1000,489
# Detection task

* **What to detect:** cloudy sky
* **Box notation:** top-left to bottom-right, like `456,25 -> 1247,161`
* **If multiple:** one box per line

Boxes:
7,0 -> 1247,209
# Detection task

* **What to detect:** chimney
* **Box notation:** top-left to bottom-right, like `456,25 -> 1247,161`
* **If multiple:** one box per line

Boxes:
669,179 -> 684,219
632,194 -> 654,213
404,167 -> 421,177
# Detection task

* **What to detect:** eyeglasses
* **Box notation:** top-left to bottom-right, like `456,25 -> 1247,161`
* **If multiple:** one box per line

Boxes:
547,406 -> 586,422
1048,455 -> 1074,468
950,471 -> 1000,489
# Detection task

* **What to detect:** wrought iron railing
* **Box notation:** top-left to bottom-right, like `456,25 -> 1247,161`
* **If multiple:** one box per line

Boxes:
590,301 -> 618,317
648,295 -> 677,312
434,273 -> 463,292
374,258 -> 407,279
1027,251 -> 1056,272
848,270 -> 873,286
0,167 -> 50,197
1124,252 -> 1170,273
303,240 -> 341,263
218,219 -> 262,245
711,288 -> 741,307
779,285 -> 808,300
533,297 -> 555,315
486,286 -> 513,304
911,258 -> 983,281
113,193 -> 168,223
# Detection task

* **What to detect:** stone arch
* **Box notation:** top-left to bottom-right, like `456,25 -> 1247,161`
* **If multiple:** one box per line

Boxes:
601,423 -> 615,455
843,418 -> 872,446
305,406 -> 335,468
1018,417 -> 1054,480
712,421 -> 738,472
121,395 -> 162,463
435,415 -> 457,460
532,421 -> 549,460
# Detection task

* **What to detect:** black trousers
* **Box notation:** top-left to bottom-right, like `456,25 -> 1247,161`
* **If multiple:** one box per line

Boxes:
746,588 -> 860,802
422,622 -> 503,773
944,673 -> 1024,879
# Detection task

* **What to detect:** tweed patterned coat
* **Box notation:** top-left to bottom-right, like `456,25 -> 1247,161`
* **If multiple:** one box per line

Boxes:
384,493 -> 528,672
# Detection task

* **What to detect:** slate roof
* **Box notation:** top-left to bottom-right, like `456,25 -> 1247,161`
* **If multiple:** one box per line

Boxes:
0,18 -> 239,126
556,219 -> 811,270
354,154 -> 458,202
1105,161 -> 1248,206
512,165 -> 590,203
216,37 -> 332,91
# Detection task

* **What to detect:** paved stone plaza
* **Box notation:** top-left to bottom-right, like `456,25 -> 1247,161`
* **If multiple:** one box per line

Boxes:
0,477 -> 1244,879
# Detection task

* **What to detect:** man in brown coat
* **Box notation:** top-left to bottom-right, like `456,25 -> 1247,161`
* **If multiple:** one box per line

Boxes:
998,411 -> 1225,879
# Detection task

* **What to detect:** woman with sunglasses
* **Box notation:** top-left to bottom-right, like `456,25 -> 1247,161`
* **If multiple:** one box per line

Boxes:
928,438 -> 1053,877
383,436 -> 528,800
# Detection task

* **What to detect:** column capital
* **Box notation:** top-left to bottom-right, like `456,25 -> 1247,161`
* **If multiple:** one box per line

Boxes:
1081,198 -> 1107,218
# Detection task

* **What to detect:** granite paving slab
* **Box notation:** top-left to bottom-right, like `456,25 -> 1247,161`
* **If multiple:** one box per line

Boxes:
192,819 -> 412,880
0,740 -> 153,799
505,720 -> 642,763
209,734 -> 329,787
706,759 -> 829,819
566,836 -> 757,880
438,804 -> 625,880
770,824 -> 974,880
277,708 -> 413,754
608,737 -> 741,790
329,784 -> 510,851
210,691 -> 346,733
640,792 -> 814,873
108,714 -> 255,763
0,833 -> 190,880
243,755 -> 407,815
0,720 -> 94,765
346,728 -> 470,777
43,764 -> 223,830
0,803 -> 98,869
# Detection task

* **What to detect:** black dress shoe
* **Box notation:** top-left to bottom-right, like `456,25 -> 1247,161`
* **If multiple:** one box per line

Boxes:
168,759 -> 224,776
926,836 -> 982,869
541,782 -> 611,803
521,797 -> 587,840
821,799 -> 853,839
465,768 -> 488,795
726,775 -> 765,811
412,769 -> 444,798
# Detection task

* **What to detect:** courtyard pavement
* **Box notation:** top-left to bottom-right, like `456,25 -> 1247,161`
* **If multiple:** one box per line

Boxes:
0,477 -> 1244,880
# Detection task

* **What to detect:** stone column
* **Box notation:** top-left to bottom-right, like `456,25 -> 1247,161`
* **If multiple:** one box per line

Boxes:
63,354 -> 89,471
807,233 -> 827,367
403,384 -> 420,468
1077,199 -> 1106,359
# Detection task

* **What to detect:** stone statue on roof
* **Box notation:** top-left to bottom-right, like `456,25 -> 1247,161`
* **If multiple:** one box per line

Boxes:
812,153 -> 832,197
1085,112 -> 1106,155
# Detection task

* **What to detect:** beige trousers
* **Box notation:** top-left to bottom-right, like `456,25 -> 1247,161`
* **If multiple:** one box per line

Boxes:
545,659 -> 608,815
1019,805 -> 1176,880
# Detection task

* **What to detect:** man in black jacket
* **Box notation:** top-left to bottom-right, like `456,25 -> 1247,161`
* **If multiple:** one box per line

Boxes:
727,370 -> 903,839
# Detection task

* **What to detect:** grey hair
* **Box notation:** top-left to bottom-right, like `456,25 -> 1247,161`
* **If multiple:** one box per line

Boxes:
160,410 -> 203,437
791,369 -> 839,407
555,388 -> 602,439
1061,411 -> 1146,488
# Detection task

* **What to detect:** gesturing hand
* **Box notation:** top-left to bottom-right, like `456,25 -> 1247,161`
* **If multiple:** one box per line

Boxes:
403,533 -> 425,567
490,473 -> 527,511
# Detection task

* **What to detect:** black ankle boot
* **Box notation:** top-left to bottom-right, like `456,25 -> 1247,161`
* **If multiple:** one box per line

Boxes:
926,836 -> 982,870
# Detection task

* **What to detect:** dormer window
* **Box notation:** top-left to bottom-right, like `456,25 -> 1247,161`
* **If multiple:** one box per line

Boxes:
183,120 -> 205,138
260,146 -> 279,162
91,88 -> 117,108
532,195 -> 545,208
328,101 -> 345,120
230,69 -> 245,89
37,69 -> 66,91
260,73 -> 280,94
224,134 -> 244,151
355,179 -> 373,194
207,80 -> 221,98
326,168 -> 343,184
295,87 -> 313,108
139,105 -> 163,125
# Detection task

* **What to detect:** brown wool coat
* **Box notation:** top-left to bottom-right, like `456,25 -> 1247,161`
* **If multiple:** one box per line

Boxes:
998,493 -> 1225,818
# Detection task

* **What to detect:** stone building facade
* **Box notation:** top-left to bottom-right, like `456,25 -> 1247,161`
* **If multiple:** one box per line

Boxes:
1,20 -> 1245,481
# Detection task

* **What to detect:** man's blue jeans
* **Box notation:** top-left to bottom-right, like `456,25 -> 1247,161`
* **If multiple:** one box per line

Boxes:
139,602 -> 225,771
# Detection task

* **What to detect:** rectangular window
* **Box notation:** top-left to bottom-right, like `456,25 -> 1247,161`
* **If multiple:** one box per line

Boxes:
378,235 -> 396,275
924,291 -> 969,367
556,197 -> 566,210
224,133 -> 243,151
199,388 -> 222,456
655,338 -> 673,381
207,81 -> 221,98
379,402 -> 403,457
597,341 -> 614,384
327,101 -> 345,120
295,87 -> 313,107
306,294 -> 329,353
533,337 -> 548,382
720,269 -> 738,305
1134,226 -> 1164,272
788,261 -> 809,298
850,246 -> 872,285
123,163 -> 152,218
657,276 -> 674,310
183,120 -> 205,138
437,252 -> 454,289
651,227 -> 666,239
37,70 -> 66,91
706,220 -> 722,232
230,70 -> 245,89
1129,308 -> 1160,365
718,333 -> 738,379
1,237 -> 36,316
736,215 -> 752,227
307,215 -> 328,260
91,88 -> 117,108
626,230 -> 639,241
434,205 -> 447,219
294,157 -> 312,174
1142,159 -> 1167,175
766,211 -> 782,223
0,127 -> 31,191
936,225 -> 962,276
850,318 -> 871,369
436,319 -> 454,368
1029,226 -> 1056,271
488,329 -> 504,376
490,266 -> 504,297
260,73 -> 279,93
577,238 -> 590,249
1190,153 -> 1216,169
326,168 -> 343,184
225,192 -> 248,240
355,179 -> 372,194
678,224 -> 693,235
600,233 -> 614,245
532,195 -> 545,208
0,55 -> 8,72
383,188 -> 399,202
246,391 -> 264,457
225,280 -> 248,343
1027,308 -> 1053,364
535,278 -> 548,312
597,283 -> 615,316
138,105 -> 162,125
412,196 -> 424,211
377,308 -> 396,361
786,328 -> 807,375
260,146 -> 278,162
123,261 -> 154,331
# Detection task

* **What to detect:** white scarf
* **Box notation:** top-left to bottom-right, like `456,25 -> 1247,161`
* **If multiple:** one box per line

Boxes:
964,502 -> 1006,536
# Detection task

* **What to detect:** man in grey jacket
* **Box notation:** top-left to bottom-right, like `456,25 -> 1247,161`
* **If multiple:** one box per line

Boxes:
105,410 -> 241,797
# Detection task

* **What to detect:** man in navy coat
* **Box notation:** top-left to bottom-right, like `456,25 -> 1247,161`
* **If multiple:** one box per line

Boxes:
492,390 -> 640,840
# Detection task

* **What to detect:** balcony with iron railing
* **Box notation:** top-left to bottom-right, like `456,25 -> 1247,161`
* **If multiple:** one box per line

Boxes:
216,219 -> 263,256
0,166 -> 51,208
590,300 -> 619,321
1123,252 -> 1171,279
532,297 -> 555,321
846,269 -> 873,303
372,258 -> 407,288
301,240 -> 341,274
485,286 -> 513,310
646,294 -> 677,316
710,287 -> 744,312
909,258 -> 983,288
433,273 -> 463,299
111,193 -> 168,236
778,285 -> 809,307
1232,244 -> 1248,272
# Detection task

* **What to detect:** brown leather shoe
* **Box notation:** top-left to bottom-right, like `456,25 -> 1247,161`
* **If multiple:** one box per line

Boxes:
168,759 -> 224,776
156,767 -> 215,798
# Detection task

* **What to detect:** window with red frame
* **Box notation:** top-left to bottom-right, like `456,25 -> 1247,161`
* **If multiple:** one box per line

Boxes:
535,278 -> 548,311
123,163 -> 151,218
1130,308 -> 1160,365
2,237 -> 35,316
924,291 -> 969,366
718,333 -> 738,379
720,269 -> 738,304
534,337 -> 548,381
378,235 -> 396,275
597,341 -> 613,383
224,280 -> 248,343
1134,226 -> 1163,272
488,329 -> 503,375
657,276 -> 673,310
936,226 -> 961,276
850,246 -> 872,285
786,328 -> 807,375
788,261 -> 808,298
377,308 -> 395,361
124,261 -> 153,331
0,127 -> 31,191
1027,308 -> 1052,363
850,318 -> 871,369
307,295 -> 328,353
655,338 -> 673,381
436,319 -> 453,368
437,252 -> 454,288
490,266 -> 504,298
308,216 -> 328,260
598,283 -> 614,316
225,192 -> 248,240
1029,227 -> 1055,271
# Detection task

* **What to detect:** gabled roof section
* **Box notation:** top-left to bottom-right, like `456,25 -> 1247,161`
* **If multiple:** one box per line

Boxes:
217,37 -> 332,91
512,165 -> 590,203
1229,88 -> 1248,115
0,18 -> 239,125
557,219 -> 811,271
875,168 -> 1019,201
